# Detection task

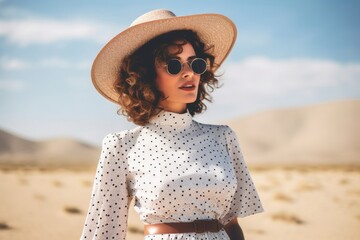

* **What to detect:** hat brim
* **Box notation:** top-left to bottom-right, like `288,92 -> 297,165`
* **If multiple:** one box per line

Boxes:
91,13 -> 237,104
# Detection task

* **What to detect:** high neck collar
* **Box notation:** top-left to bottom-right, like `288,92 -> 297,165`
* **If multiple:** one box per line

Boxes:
149,109 -> 193,128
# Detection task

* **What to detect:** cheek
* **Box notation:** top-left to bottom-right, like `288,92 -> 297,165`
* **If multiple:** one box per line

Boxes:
155,71 -> 166,90
155,71 -> 174,94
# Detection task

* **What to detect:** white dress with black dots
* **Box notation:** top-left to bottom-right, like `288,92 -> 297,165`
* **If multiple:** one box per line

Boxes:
80,110 -> 264,240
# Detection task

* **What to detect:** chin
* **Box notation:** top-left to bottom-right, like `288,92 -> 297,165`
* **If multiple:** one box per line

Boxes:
184,94 -> 197,101
185,98 -> 197,104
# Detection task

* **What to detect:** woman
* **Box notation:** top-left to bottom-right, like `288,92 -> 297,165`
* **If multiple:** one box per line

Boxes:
81,9 -> 264,240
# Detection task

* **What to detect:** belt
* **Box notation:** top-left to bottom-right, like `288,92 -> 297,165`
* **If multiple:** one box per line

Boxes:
143,219 -> 224,235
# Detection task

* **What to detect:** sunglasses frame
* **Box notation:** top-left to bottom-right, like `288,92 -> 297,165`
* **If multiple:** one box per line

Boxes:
164,58 -> 209,76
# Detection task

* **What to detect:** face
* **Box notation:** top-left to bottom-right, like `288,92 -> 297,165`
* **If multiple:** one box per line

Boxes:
155,42 -> 201,113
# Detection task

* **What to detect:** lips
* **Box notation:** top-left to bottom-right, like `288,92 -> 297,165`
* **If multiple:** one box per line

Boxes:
179,81 -> 196,90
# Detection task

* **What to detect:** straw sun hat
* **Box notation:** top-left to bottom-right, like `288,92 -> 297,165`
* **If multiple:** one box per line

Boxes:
91,9 -> 237,104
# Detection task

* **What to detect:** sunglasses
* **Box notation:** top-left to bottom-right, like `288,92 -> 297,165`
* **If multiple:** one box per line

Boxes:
164,58 -> 208,75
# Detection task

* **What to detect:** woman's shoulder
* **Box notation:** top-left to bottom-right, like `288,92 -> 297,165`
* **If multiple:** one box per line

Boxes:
194,121 -> 233,133
101,126 -> 143,144
196,122 -> 234,136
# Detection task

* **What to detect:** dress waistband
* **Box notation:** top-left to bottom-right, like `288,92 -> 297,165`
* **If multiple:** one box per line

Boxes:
143,219 -> 224,235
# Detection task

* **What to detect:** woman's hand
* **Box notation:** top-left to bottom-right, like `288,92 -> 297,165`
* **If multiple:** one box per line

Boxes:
224,217 -> 245,240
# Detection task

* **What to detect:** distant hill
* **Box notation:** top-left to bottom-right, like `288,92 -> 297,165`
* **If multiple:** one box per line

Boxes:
0,129 -> 100,170
222,99 -> 360,168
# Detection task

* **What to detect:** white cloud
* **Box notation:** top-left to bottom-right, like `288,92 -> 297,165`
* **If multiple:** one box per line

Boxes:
0,56 -> 91,70
0,79 -> 25,91
39,58 -> 91,70
39,58 -> 70,68
38,58 -> 91,70
0,17 -> 119,46
221,56 -> 360,97
0,57 -> 29,70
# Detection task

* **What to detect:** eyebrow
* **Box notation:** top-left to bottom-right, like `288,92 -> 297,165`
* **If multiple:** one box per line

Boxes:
170,55 -> 197,61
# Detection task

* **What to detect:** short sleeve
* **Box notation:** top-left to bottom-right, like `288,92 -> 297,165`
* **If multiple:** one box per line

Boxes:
80,133 -> 132,240
221,125 -> 264,224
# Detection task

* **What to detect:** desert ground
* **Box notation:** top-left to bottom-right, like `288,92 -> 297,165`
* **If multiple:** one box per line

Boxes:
0,167 -> 359,240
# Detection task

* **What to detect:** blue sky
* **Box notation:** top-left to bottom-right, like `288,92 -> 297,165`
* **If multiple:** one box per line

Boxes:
0,0 -> 359,145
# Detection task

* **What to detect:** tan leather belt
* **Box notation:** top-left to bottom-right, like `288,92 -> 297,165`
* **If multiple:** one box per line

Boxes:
143,219 -> 224,235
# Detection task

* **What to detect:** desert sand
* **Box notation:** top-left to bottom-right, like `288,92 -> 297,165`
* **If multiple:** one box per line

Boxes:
0,167 -> 359,240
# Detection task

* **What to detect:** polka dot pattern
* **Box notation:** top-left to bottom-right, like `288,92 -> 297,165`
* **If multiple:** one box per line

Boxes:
80,110 -> 263,240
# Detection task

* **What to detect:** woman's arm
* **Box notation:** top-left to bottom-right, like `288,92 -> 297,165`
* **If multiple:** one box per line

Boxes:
224,217 -> 245,240
80,133 -> 131,240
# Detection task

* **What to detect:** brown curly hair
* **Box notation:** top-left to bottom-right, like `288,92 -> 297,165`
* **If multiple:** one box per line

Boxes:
114,29 -> 221,126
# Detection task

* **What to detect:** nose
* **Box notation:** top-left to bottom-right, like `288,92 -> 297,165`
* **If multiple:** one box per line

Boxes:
181,62 -> 194,79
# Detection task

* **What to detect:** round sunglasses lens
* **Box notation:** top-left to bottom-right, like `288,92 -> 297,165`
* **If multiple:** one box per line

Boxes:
167,59 -> 182,75
191,59 -> 207,74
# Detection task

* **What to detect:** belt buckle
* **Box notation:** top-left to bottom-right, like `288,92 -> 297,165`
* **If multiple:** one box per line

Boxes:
193,220 -> 205,233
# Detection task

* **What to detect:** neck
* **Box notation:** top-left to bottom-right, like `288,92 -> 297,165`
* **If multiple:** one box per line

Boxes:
158,103 -> 187,114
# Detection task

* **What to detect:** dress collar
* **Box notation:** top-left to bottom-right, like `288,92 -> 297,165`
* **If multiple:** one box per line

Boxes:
149,109 -> 193,128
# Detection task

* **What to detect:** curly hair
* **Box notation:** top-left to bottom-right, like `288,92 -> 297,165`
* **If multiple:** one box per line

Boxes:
114,29 -> 220,126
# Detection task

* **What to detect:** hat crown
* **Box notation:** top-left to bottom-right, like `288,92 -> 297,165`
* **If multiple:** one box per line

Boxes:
131,9 -> 176,27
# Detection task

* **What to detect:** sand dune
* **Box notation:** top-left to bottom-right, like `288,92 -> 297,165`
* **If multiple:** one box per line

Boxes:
0,129 -> 100,169
0,129 -> 38,153
223,99 -> 360,167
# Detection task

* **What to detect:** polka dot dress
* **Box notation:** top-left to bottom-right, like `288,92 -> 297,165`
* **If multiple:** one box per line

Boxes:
80,110 -> 264,240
